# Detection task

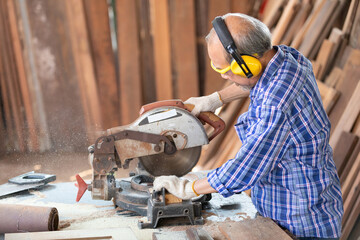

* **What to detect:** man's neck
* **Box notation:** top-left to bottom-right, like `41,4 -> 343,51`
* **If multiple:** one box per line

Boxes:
260,48 -> 276,70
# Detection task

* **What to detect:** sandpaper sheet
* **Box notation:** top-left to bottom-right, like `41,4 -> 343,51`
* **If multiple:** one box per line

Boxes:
0,204 -> 59,233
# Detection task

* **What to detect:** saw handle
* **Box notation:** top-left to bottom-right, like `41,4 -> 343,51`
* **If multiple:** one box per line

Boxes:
139,100 -> 225,141
184,104 -> 225,141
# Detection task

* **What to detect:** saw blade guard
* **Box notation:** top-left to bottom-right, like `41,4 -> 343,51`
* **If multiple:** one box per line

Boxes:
134,100 -> 225,176
108,105 -> 209,164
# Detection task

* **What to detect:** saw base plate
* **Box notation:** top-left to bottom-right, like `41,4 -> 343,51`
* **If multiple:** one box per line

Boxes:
113,175 -> 210,229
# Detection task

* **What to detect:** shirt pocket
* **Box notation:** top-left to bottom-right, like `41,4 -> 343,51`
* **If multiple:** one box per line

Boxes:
234,112 -> 248,143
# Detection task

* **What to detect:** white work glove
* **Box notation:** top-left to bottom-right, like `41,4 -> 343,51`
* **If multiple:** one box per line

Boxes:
153,175 -> 198,200
184,92 -> 223,116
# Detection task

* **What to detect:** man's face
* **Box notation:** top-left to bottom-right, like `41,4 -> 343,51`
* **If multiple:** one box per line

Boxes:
207,41 -> 259,90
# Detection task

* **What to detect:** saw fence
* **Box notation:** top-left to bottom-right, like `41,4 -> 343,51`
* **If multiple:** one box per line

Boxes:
0,0 -> 359,238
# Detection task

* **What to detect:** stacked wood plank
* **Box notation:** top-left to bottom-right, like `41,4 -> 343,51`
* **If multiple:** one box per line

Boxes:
196,1 -> 360,239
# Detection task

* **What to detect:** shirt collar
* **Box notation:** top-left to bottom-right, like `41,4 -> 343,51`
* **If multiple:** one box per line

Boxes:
250,45 -> 285,100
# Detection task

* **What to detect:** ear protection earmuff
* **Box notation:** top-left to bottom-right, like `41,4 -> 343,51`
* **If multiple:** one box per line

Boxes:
212,16 -> 262,78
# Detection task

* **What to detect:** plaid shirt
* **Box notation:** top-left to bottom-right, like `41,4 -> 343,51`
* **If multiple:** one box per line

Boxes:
208,45 -> 343,238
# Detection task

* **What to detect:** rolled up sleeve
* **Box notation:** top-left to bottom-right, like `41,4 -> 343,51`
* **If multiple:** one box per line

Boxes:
208,105 -> 291,197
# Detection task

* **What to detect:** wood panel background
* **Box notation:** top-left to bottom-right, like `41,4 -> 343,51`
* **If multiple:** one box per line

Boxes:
0,0 -> 260,153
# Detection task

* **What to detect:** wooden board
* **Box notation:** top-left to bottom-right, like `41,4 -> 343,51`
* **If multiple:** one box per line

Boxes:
5,227 -> 137,240
231,0 -> 258,16
116,0 -> 143,124
204,0 -> 231,95
312,61 -> 321,79
330,81 -> 360,148
22,0 -> 92,150
353,114 -> 360,136
138,0 -> 156,104
169,0 -> 199,100
324,67 -> 343,88
83,0 -> 119,129
0,5 -> 16,151
315,40 -> 335,81
316,80 -> 339,114
291,0 -> 326,49
322,28 -> 344,78
65,0 -> 101,144
16,0 -> 52,152
0,0 -> 26,152
349,0 -> 360,49
340,140 -> 360,185
262,0 -> 286,29
342,173 -> 360,229
332,131 -> 358,177
153,228 -> 213,240
204,97 -> 250,170
307,0 -> 346,60
341,152 -> 360,202
217,216 -> 293,240
341,192 -> 360,240
150,0 -> 173,100
329,49 -> 360,136
271,0 -> 300,45
281,0 -> 312,45
298,0 -> 338,58
197,97 -> 246,168
6,0 -> 38,151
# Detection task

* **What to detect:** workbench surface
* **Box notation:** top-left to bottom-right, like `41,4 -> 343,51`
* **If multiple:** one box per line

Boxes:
0,181 -> 291,240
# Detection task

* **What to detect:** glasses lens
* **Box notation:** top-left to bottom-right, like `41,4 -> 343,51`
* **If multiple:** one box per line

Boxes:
211,61 -> 230,74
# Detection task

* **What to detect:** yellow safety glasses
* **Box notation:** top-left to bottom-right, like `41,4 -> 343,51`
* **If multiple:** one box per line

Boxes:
210,60 -> 234,74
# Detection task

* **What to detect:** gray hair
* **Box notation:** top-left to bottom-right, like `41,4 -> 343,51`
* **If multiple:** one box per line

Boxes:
206,13 -> 272,62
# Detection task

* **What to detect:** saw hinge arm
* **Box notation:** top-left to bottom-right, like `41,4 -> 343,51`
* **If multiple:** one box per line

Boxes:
92,130 -> 177,175
111,130 -> 177,154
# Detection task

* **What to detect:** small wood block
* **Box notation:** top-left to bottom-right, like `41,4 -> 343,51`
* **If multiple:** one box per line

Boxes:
165,193 -> 183,204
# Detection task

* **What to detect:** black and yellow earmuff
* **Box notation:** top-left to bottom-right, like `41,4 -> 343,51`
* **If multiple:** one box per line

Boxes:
212,16 -> 262,78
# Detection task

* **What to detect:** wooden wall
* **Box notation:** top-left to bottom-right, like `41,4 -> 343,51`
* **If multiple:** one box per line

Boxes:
0,0 -> 259,153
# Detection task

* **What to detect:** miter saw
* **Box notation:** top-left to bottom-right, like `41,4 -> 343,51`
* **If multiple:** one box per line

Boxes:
75,100 -> 225,228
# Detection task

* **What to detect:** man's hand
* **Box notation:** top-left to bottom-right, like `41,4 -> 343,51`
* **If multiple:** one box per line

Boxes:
184,92 -> 223,116
153,175 -> 198,200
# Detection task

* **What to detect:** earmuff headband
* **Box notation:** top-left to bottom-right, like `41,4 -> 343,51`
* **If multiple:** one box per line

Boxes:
212,17 -> 254,78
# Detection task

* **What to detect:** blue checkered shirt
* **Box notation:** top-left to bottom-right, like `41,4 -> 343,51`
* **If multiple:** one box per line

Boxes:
208,45 -> 343,238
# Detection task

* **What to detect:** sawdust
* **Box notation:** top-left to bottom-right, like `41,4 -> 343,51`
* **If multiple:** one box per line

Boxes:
69,169 -> 92,181
201,211 -> 217,218
33,164 -> 41,171
29,190 -> 46,198
236,212 -> 248,216
59,209 -> 115,230
205,193 -> 257,222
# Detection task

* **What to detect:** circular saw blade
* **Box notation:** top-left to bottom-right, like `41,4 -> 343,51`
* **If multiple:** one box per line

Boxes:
139,146 -> 201,177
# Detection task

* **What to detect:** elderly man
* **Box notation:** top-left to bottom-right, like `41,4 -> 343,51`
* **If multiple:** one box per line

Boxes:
154,13 -> 343,239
